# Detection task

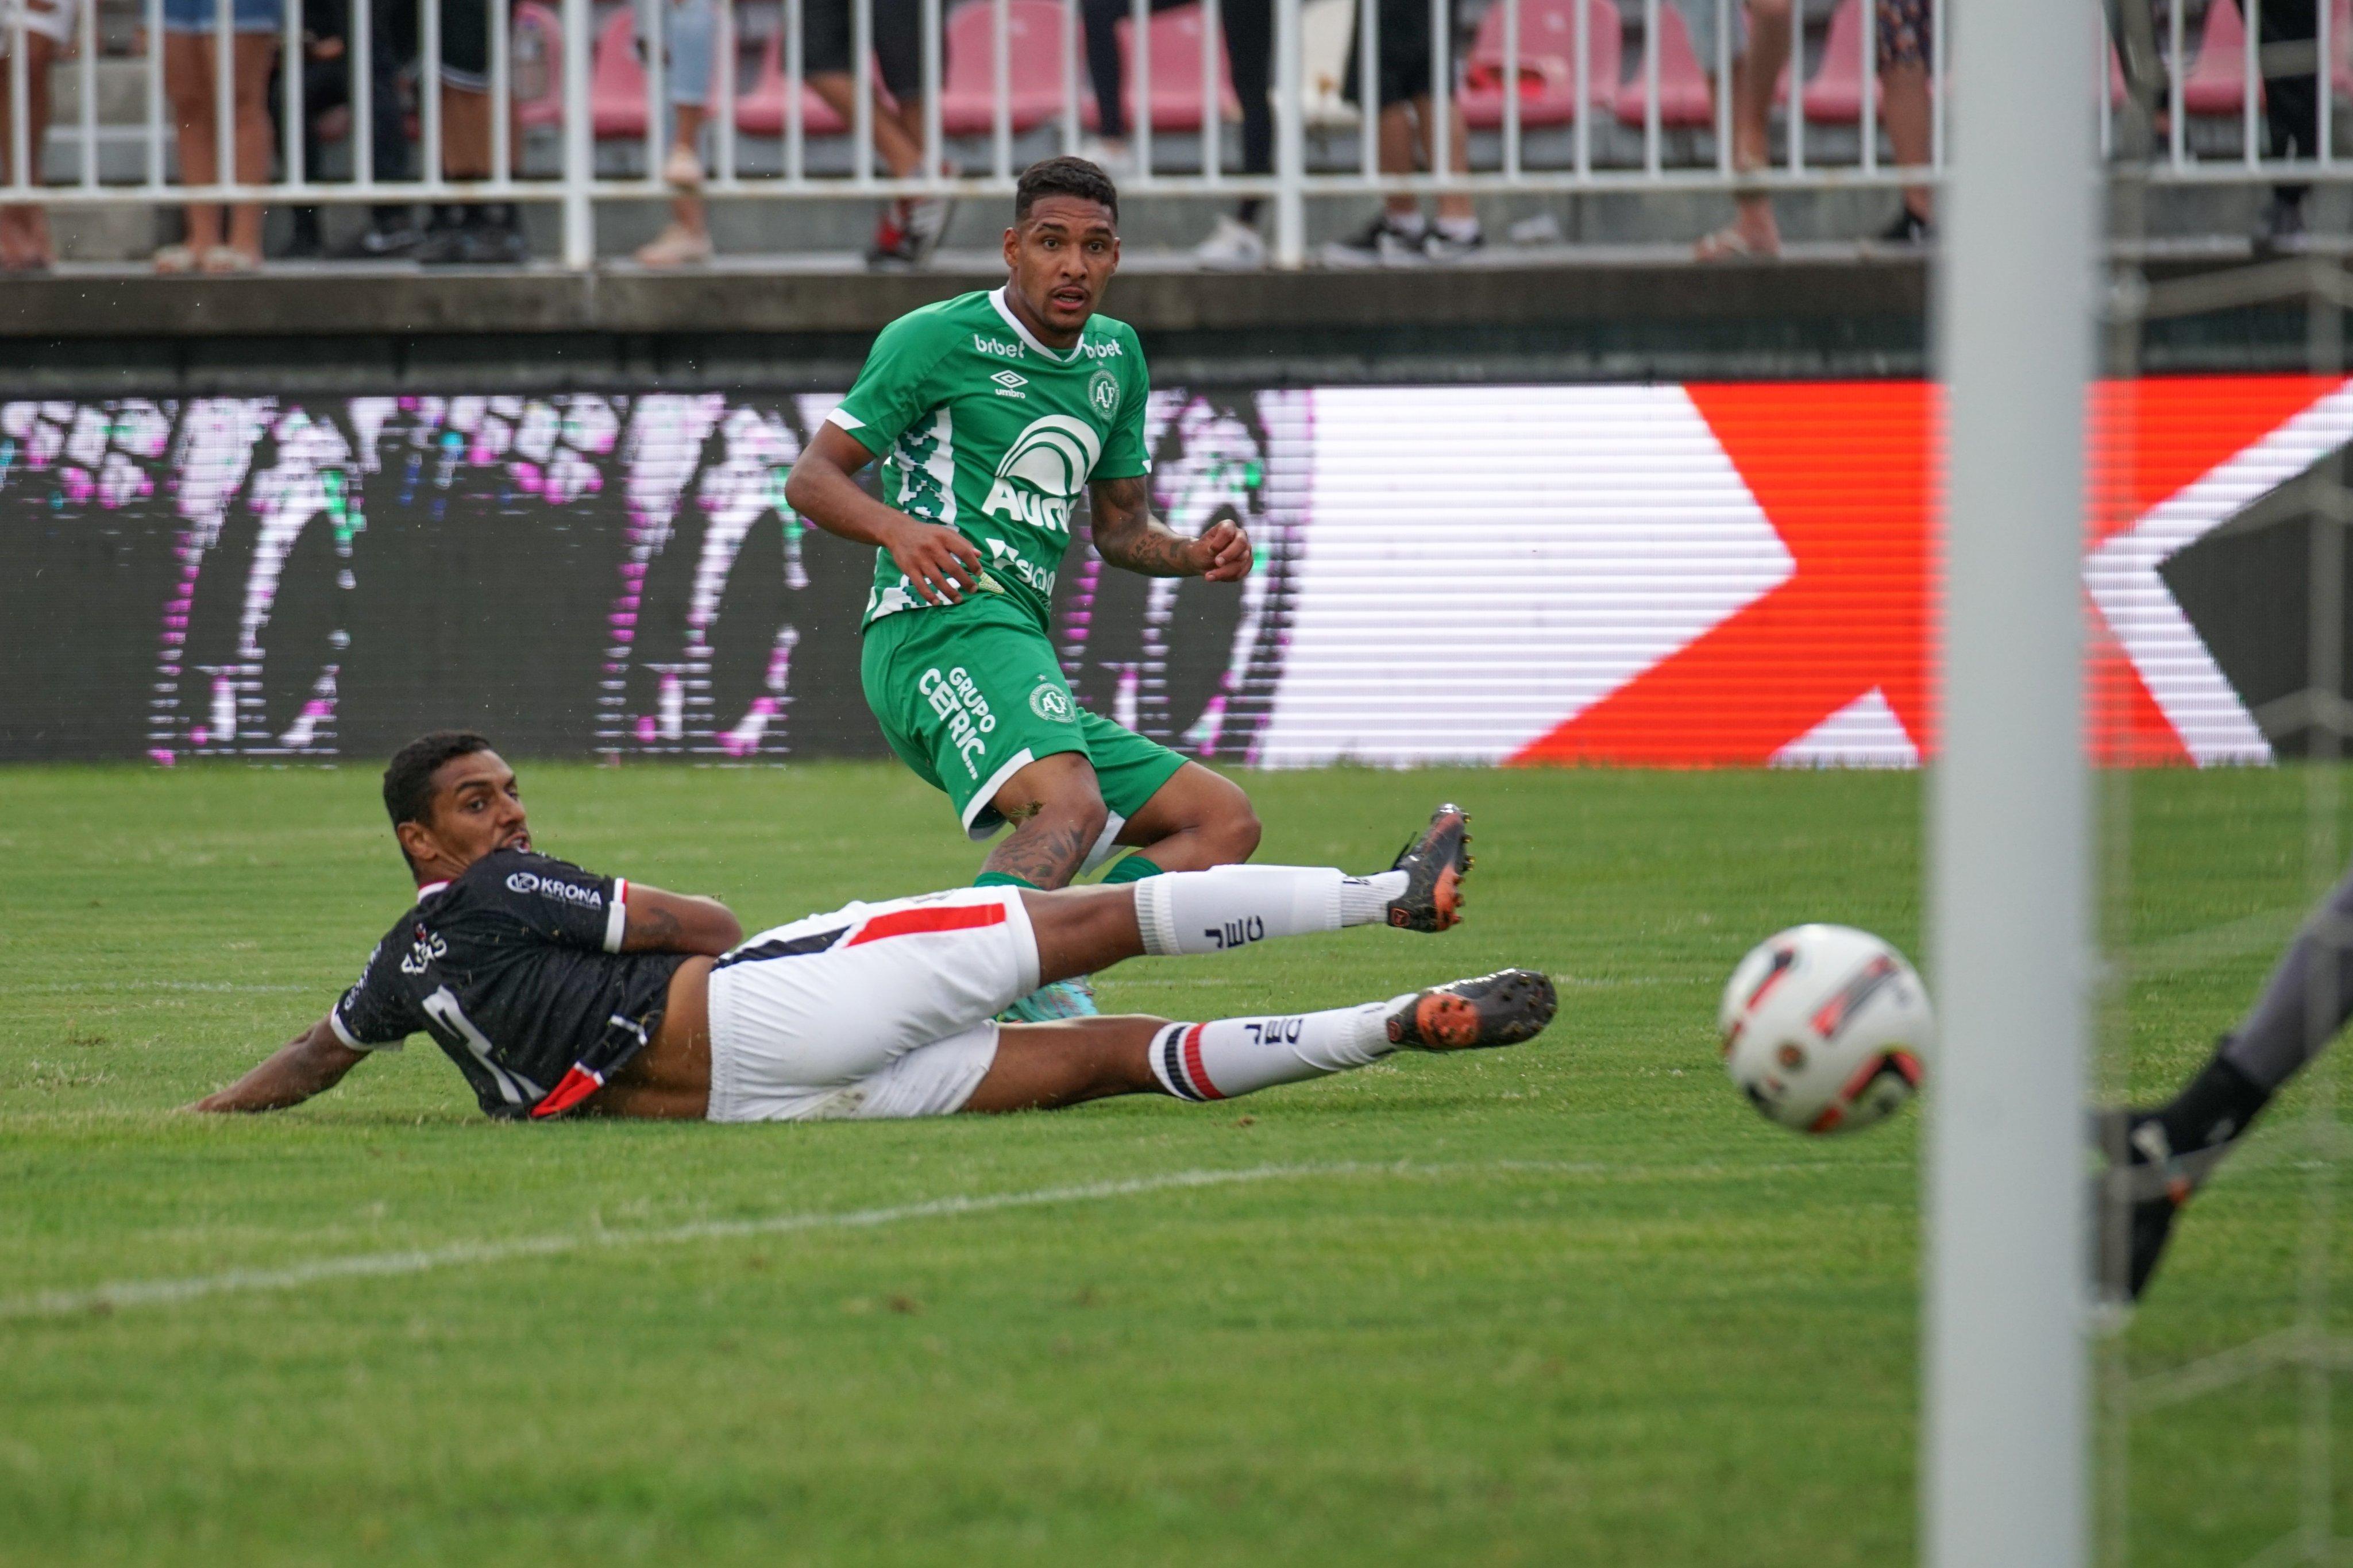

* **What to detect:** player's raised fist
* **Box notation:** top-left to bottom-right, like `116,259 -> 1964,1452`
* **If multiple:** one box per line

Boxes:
1195,518 -> 1253,582
886,519 -> 985,605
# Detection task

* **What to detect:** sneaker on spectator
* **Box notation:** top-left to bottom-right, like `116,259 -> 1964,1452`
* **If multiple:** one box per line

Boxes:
1321,214 -> 1426,268
664,144 -> 705,191
418,204 -> 529,266
868,193 -> 953,268
1193,214 -> 1266,270
636,222 -> 713,268
1876,206 -> 1934,245
2254,192 -> 2307,255
1424,218 -> 1486,262
1077,136 -> 1135,177
329,215 -> 423,261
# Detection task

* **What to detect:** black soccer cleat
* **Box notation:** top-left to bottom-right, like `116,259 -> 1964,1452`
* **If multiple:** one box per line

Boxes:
1387,969 -> 1557,1052
1388,803 -> 1472,932
2090,1109 -> 2238,1304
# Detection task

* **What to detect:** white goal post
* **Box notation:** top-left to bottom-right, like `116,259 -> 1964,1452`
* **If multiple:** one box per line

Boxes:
1926,0 -> 2097,1560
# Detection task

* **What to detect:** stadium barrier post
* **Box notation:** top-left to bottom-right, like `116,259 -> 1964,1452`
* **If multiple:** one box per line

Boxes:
76,0 -> 94,190
1926,0 -> 2095,1561
493,0 -> 512,188
1274,0 -> 1303,262
353,0 -> 373,191
423,0 -> 443,196
281,0 -> 302,192
213,0 -> 230,201
9,0 -> 27,193
562,0 -> 593,262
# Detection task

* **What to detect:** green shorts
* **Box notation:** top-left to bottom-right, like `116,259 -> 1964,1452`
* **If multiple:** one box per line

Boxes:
861,600 -> 1189,841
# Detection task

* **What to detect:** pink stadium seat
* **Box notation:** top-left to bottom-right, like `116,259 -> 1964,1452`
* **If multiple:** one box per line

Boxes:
511,1 -> 565,129
734,28 -> 851,137
940,0 -> 1087,134
1116,5 -> 1241,133
591,6 -> 650,137
1459,0 -> 1621,130
1614,0 -> 1714,128
593,6 -> 729,138
1794,0 -> 1872,122
2182,0 -> 2252,115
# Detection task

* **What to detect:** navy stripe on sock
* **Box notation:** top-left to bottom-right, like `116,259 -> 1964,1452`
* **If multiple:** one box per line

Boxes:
1159,1027 -> 1205,1101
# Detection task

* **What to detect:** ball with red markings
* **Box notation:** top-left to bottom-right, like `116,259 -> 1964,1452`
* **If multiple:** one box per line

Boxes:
1718,924 -> 1933,1135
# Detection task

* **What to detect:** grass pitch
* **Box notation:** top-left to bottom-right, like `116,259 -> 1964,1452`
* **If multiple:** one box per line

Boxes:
3,762 -> 2350,1566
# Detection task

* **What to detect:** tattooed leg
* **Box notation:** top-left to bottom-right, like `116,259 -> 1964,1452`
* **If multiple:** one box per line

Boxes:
979,752 -> 1109,891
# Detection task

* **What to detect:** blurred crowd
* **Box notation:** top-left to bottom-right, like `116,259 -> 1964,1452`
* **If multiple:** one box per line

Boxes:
0,0 -> 2317,273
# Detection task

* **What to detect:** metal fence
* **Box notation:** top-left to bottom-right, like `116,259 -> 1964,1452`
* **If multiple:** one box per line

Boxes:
0,0 -> 2346,265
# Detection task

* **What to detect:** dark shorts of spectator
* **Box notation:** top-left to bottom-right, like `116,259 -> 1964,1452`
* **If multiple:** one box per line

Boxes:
437,0 -> 492,91
802,0 -> 924,99
1341,0 -> 1457,109
1876,0 -> 1930,69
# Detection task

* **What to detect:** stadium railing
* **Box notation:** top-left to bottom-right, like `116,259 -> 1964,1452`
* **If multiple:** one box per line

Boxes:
3,0 -> 2345,267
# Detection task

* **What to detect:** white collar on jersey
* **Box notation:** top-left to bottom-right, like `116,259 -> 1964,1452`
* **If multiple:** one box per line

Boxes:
414,880 -> 451,901
989,287 -> 1085,365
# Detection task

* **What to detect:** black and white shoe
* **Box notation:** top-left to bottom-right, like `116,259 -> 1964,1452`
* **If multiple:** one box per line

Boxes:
1322,214 -> 1428,268
2254,192 -> 2308,256
1387,968 -> 1557,1051
1423,221 -> 1487,262
1876,206 -> 1934,245
1386,804 -> 1472,932
867,192 -> 955,268
2090,1051 -> 2267,1303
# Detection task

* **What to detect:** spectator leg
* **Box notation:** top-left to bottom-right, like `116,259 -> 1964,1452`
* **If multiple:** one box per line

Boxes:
441,82 -> 490,179
806,71 -> 924,176
668,104 -> 708,237
1882,61 -> 1931,218
1224,0 -> 1271,219
2261,0 -> 2320,207
1081,0 -> 1127,143
1376,101 -> 1417,218
0,32 -> 57,267
1407,92 -> 1472,223
1728,0 -> 1791,250
223,32 -> 278,263
164,30 -> 227,257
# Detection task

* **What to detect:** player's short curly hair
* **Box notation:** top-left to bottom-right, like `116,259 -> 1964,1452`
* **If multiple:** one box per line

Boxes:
1015,155 -> 1118,223
383,731 -> 495,865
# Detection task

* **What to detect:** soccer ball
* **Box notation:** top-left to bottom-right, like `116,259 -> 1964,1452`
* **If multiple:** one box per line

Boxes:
1718,924 -> 1934,1135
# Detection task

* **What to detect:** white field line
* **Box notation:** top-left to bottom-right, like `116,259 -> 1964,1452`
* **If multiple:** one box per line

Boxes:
0,1156 -> 1901,1323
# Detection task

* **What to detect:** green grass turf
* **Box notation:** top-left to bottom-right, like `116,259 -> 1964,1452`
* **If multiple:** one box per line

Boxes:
3,762 -> 2352,1565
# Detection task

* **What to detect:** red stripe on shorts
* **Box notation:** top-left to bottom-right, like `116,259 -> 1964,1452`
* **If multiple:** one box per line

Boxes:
1181,1023 -> 1225,1100
845,901 -> 1009,947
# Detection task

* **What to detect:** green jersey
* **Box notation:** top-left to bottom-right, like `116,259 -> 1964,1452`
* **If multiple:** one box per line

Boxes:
830,287 -> 1152,634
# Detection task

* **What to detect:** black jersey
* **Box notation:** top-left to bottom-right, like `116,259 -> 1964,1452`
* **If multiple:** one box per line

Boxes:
330,849 -> 686,1120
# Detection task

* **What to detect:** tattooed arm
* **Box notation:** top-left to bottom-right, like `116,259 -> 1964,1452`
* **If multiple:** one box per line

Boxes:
622,885 -> 745,956
1087,474 -> 1253,581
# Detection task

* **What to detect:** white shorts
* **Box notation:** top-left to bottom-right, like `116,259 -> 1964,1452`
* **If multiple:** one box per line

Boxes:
704,886 -> 1040,1123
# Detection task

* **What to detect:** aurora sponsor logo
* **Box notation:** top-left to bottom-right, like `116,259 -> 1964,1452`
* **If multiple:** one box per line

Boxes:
982,415 -> 1102,533
918,664 -> 998,778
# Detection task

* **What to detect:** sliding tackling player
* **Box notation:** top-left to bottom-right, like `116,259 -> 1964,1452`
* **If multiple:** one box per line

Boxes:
784,156 -> 1262,1026
192,732 -> 1554,1122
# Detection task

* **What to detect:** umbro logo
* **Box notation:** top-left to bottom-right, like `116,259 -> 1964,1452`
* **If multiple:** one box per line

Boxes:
990,369 -> 1029,400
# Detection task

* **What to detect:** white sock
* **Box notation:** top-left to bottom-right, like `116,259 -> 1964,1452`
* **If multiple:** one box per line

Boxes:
1146,1004 -> 1398,1101
1132,866 -> 1407,957
1436,214 -> 1482,241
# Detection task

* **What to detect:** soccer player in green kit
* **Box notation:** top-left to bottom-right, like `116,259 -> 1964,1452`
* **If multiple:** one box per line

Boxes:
785,156 -> 1264,1021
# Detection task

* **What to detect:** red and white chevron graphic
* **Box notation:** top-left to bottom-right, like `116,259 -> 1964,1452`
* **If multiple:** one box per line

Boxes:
1258,376 -> 2353,768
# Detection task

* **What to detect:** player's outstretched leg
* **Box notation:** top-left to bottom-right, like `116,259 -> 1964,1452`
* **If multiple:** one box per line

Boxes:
2094,858 -> 2353,1303
963,970 -> 1558,1113
1019,804 -> 1476,986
